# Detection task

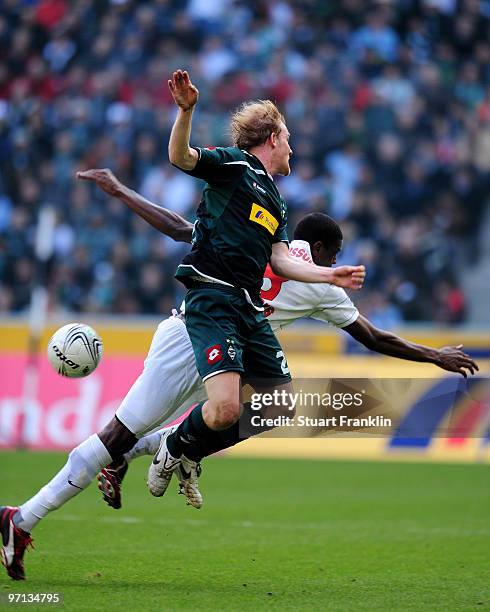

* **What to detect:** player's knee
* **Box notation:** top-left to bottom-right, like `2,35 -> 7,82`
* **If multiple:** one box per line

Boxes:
206,399 -> 240,430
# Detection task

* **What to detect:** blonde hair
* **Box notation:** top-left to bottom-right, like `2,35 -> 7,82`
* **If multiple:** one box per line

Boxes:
230,100 -> 285,151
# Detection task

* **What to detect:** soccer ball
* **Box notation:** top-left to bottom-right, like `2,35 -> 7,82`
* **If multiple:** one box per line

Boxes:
47,323 -> 103,378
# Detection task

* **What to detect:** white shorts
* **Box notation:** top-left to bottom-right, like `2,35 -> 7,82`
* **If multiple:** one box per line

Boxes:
115,315 -> 206,437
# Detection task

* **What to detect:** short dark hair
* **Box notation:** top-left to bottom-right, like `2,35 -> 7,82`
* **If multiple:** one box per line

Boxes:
293,213 -> 342,249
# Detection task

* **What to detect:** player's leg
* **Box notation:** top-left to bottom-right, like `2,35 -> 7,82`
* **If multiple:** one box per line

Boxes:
165,379 -> 293,509
241,315 -> 295,422
147,292 -> 294,505
0,417 -> 134,580
124,393 -> 277,507
97,315 -> 205,508
121,385 -> 281,466
159,313 -> 293,507
123,429 -> 166,462
7,419 -> 131,526
97,426 -> 178,507
11,316 -> 196,527
13,418 -> 134,527
165,288 -> 246,457
114,316 -> 204,438
111,377 -> 240,508
169,299 -> 293,460
147,287 -> 245,504
147,372 -> 241,504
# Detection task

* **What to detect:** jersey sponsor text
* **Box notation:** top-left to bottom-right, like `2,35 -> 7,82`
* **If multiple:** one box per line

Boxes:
250,203 -> 279,235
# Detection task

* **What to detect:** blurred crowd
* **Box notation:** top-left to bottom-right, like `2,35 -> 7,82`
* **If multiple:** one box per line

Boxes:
1,0 -> 490,324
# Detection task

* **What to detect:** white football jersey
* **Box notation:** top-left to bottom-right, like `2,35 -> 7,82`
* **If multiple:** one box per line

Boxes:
262,240 -> 359,332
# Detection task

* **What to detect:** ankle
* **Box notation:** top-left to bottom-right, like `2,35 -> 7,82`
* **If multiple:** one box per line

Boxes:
166,431 -> 182,458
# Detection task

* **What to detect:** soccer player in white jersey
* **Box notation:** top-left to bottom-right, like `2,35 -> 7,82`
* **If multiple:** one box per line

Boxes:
0,169 -> 477,580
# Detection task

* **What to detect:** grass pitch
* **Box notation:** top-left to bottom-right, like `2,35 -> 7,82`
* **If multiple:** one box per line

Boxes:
0,452 -> 488,611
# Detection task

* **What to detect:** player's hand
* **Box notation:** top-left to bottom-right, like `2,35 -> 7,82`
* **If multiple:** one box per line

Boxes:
76,168 -> 123,197
168,70 -> 199,111
436,345 -> 479,377
331,265 -> 366,290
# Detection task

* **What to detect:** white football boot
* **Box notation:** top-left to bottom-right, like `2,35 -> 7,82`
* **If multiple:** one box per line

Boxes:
176,456 -> 203,509
147,429 -> 181,497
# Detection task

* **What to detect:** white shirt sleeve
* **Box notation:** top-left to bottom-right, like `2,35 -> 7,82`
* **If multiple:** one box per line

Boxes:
311,286 -> 359,328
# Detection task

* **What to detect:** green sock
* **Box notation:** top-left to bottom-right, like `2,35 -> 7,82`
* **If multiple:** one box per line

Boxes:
166,402 -> 222,461
166,402 -> 277,462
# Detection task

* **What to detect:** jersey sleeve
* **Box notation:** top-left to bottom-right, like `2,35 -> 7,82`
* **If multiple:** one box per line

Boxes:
179,147 -> 246,185
311,286 -> 359,328
273,198 -> 289,244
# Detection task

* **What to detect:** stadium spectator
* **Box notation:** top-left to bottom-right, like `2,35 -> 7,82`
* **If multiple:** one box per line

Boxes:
0,0 -> 489,325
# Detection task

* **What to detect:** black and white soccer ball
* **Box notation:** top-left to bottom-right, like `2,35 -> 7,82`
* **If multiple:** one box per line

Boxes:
47,323 -> 103,378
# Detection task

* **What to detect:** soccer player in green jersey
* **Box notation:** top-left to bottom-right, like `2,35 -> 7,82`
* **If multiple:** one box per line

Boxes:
148,70 -> 365,506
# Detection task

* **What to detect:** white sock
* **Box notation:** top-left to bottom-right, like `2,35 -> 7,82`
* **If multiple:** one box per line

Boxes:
15,434 -> 111,533
123,429 -> 167,463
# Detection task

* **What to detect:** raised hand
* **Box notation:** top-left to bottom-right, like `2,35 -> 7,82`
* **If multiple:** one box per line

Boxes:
331,265 -> 366,290
76,168 -> 122,197
436,345 -> 479,377
168,70 -> 199,111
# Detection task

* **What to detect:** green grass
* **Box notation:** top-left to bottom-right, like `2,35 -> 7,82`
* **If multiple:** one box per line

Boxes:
0,452 -> 489,611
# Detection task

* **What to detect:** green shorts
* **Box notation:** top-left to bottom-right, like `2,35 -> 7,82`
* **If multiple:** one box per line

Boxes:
184,285 -> 291,385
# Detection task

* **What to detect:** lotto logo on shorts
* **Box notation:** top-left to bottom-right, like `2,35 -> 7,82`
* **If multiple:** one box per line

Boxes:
206,344 -> 223,364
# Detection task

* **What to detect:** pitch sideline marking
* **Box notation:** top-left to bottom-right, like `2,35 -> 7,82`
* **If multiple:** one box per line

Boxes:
49,514 -> 490,536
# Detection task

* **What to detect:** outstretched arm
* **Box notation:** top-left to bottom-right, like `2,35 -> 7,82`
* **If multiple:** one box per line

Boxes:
168,70 -> 200,171
270,242 -> 365,290
76,169 -> 193,243
344,314 -> 479,377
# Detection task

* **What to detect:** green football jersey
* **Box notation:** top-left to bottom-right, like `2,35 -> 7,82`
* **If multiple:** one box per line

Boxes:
175,146 -> 288,305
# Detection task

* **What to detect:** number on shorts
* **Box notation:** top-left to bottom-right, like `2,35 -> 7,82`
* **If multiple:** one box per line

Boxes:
276,350 -> 290,375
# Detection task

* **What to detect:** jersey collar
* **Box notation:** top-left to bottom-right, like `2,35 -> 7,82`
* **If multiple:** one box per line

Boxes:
244,151 -> 274,181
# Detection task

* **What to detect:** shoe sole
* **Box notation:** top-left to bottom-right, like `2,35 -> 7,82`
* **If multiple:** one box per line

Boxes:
97,472 -> 122,510
176,463 -> 203,509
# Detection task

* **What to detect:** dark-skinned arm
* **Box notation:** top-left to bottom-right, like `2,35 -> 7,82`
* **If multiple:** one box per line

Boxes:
344,314 -> 479,377
76,168 -> 193,243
